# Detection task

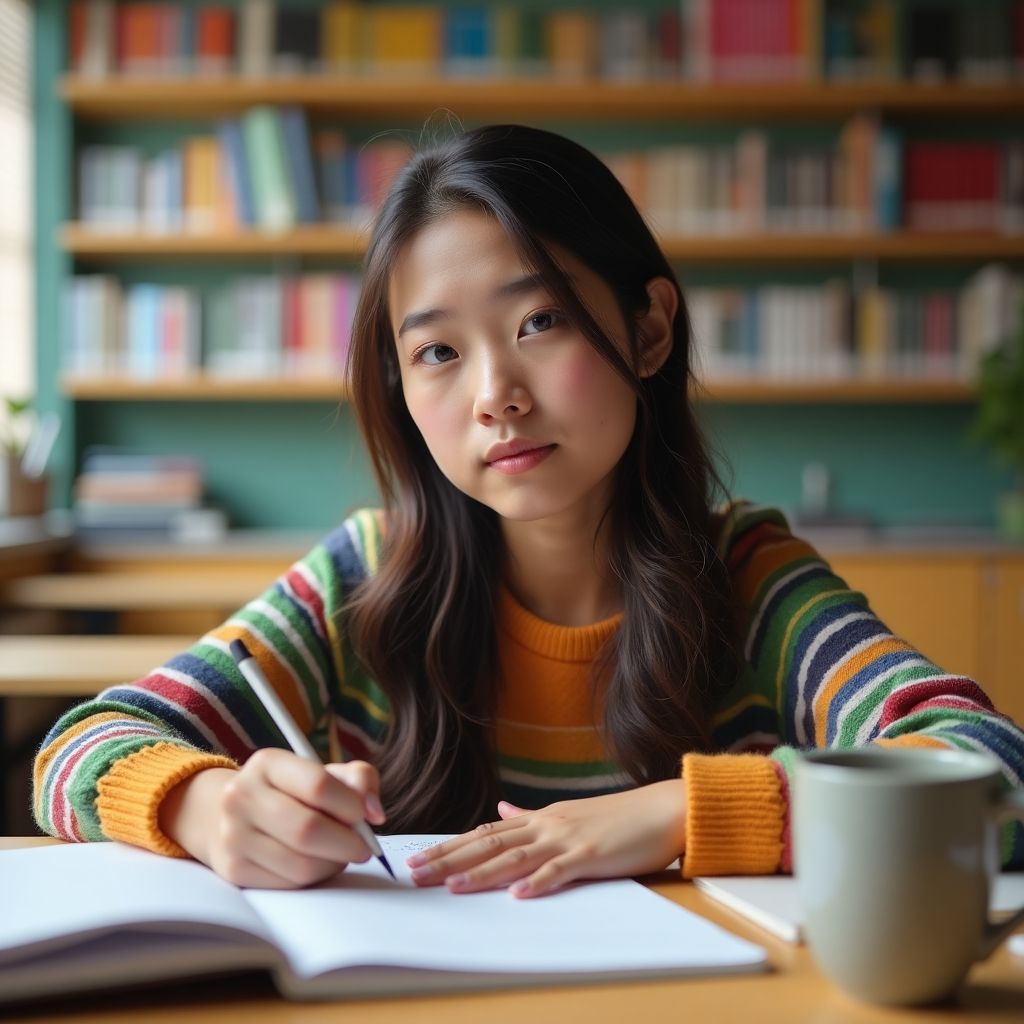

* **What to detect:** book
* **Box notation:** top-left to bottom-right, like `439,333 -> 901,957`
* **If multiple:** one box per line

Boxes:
1,838 -> 766,1005
694,872 -> 1024,944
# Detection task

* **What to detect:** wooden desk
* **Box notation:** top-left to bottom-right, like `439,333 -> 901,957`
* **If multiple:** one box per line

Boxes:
0,516 -> 71,584
0,635 -> 195,696
2,838 -> 1022,1024
0,571 -> 273,612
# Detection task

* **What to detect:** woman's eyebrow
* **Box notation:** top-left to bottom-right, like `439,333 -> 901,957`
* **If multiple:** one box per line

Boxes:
396,274 -> 550,339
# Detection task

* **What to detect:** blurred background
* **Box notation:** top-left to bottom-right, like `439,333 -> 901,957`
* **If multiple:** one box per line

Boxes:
1,0 -> 1023,833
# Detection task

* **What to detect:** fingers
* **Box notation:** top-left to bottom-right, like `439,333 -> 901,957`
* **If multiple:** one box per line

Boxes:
252,749 -> 377,831
324,760 -> 386,825
407,818 -> 534,890
211,750 -> 385,889
497,800 -> 529,819
511,849 -> 590,899
224,768 -> 370,864
214,825 -> 347,889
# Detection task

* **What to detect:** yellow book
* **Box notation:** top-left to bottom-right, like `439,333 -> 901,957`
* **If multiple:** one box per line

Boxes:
492,5 -> 520,74
322,0 -> 362,72
857,287 -> 888,377
365,6 -> 442,74
545,11 -> 597,79
300,274 -> 338,375
183,137 -> 219,234
798,0 -> 823,81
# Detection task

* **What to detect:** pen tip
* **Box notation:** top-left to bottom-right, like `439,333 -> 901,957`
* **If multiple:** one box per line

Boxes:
380,854 -> 396,880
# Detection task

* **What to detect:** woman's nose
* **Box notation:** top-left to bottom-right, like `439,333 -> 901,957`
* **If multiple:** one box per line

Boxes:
472,359 -> 532,424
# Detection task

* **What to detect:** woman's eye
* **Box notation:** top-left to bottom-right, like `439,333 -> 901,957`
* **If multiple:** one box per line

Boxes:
415,344 -> 458,366
521,311 -> 562,336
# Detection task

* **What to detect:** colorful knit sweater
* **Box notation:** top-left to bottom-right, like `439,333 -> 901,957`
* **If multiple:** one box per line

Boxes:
33,501 -> 1024,874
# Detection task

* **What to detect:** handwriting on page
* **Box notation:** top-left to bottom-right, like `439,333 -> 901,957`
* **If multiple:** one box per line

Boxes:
382,835 -> 453,859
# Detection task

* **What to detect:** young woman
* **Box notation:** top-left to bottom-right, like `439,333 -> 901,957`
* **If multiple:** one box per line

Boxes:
34,125 -> 1024,895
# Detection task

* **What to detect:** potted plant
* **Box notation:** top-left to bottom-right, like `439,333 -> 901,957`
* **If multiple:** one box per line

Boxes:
1,396 -> 49,517
970,303 -> 1024,541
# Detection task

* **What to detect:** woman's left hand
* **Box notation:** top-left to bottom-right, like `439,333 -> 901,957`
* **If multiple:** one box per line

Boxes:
406,778 -> 686,898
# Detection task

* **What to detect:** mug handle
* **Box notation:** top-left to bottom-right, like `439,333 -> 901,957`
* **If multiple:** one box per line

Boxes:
980,787 -> 1024,959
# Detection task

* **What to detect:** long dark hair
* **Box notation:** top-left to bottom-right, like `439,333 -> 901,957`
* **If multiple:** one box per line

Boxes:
345,124 -> 739,832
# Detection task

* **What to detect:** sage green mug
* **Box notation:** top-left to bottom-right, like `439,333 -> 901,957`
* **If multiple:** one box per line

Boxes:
793,747 -> 1024,1006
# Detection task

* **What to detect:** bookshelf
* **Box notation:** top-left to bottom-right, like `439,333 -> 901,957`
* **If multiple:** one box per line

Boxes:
59,374 -> 975,405
58,75 -> 1024,120
35,0 -> 1024,530
60,224 -> 1024,263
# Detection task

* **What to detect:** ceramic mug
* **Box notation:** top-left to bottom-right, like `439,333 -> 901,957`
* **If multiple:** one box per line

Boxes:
793,747 -> 1024,1006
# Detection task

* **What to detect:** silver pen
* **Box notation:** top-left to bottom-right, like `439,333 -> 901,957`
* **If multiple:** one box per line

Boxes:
229,638 -> 395,879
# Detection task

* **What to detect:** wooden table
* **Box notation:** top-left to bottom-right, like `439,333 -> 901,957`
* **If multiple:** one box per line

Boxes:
0,635 -> 196,695
2,837 -> 1022,1023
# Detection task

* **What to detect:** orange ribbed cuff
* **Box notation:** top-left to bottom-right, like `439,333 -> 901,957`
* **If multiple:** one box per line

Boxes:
96,742 -> 237,857
681,752 -> 785,877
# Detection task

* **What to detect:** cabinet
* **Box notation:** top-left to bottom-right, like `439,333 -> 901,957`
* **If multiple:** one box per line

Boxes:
34,1 -> 1024,528
828,550 -> 1024,725
990,563 -> 1024,725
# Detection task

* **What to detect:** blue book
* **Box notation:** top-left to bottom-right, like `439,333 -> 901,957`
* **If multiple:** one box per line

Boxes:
126,284 -> 162,379
741,290 -> 759,368
873,126 -> 902,231
315,132 -> 349,221
279,106 -> 320,224
178,5 -> 195,73
445,6 -> 492,74
217,120 -> 256,227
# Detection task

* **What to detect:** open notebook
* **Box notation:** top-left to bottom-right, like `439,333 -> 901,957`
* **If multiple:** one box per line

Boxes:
694,872 -> 1024,944
1,837 -> 766,1004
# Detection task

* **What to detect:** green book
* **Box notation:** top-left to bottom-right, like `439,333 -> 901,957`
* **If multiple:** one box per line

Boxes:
241,106 -> 297,232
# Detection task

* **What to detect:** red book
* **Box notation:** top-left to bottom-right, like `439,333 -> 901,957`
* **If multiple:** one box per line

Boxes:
282,278 -> 303,375
904,142 -> 1001,232
1015,2 -> 1024,63
196,7 -> 234,70
711,0 -> 795,79
69,2 -> 87,71
657,10 -> 682,72
120,4 -> 161,74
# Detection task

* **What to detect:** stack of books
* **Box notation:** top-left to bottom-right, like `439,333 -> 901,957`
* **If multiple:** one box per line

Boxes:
73,449 -> 204,536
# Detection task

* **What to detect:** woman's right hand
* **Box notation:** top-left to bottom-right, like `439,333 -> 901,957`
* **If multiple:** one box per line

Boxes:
158,749 -> 386,888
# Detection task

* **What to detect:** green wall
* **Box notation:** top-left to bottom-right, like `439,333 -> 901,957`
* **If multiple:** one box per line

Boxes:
33,0 -> 1018,531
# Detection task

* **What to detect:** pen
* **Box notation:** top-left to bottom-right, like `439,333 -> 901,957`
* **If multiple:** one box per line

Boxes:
229,638 -> 396,880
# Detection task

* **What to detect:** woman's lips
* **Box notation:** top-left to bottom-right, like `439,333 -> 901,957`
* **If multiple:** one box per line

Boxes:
486,444 -> 557,475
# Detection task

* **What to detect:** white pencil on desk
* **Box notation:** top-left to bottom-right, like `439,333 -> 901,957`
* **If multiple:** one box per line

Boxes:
229,638 -> 396,880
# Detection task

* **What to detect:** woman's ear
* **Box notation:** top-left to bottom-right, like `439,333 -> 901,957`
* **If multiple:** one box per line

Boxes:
636,276 -> 678,378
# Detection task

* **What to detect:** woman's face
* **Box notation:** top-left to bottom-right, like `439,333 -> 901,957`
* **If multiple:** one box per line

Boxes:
388,209 -> 640,529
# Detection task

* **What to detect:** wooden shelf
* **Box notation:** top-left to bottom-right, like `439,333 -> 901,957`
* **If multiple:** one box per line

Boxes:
60,224 -> 1024,263
62,376 -> 350,401
62,374 -> 975,404
61,224 -> 368,259
59,75 -> 1024,121
699,378 -> 976,403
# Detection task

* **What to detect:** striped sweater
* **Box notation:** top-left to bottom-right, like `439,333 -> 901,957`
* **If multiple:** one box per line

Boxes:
33,501 -> 1024,874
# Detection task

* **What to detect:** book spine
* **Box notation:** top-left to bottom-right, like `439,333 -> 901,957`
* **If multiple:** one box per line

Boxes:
242,106 -> 297,231
217,120 -> 256,227
279,107 -> 320,223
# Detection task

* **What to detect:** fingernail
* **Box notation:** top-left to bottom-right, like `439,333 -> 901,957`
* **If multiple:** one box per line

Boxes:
366,793 -> 384,819
447,873 -> 469,890
410,865 -> 435,881
510,879 -> 530,896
